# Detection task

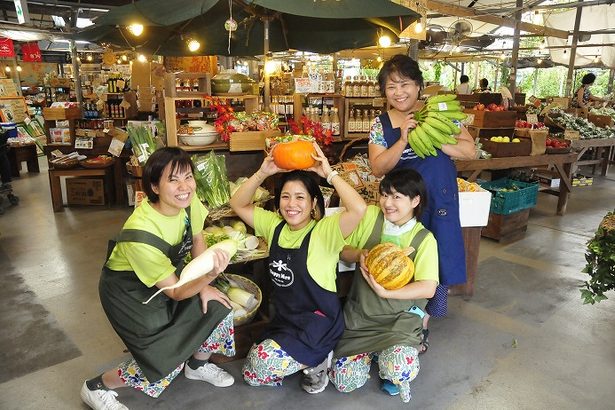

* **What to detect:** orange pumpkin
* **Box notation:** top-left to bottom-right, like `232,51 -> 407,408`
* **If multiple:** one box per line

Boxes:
272,140 -> 316,170
365,243 -> 414,290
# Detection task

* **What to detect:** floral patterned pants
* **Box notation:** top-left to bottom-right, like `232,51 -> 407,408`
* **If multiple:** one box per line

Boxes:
117,312 -> 235,398
329,345 -> 420,403
242,339 -> 304,386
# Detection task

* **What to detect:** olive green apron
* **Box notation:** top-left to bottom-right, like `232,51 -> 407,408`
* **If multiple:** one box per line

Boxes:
99,207 -> 231,382
335,213 -> 430,358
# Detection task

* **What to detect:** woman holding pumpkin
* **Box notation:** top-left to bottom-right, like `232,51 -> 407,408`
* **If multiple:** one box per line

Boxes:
230,142 -> 367,394
368,55 -> 475,365
330,168 -> 438,403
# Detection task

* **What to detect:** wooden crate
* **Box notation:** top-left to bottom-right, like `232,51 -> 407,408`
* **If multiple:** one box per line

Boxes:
587,113 -> 614,128
468,126 -> 514,139
481,208 -> 530,244
480,138 -> 531,157
465,110 -> 517,128
229,129 -> 280,152
43,106 -> 81,120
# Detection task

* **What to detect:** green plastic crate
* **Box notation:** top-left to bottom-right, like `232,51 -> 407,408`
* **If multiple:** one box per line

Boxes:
479,178 -> 539,215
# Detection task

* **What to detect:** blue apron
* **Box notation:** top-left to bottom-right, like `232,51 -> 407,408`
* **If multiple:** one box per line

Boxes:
379,113 -> 466,286
262,221 -> 344,367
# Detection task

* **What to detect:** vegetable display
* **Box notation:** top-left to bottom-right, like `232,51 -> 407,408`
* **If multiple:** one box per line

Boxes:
548,109 -> 613,139
267,135 -> 317,170
142,239 -> 239,304
191,151 -> 231,208
407,94 -> 464,159
365,243 -> 415,290
127,125 -> 158,165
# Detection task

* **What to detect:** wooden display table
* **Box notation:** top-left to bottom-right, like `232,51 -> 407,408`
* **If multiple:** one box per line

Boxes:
48,167 -> 114,212
570,138 -> 615,176
7,144 -> 39,177
454,152 -> 578,215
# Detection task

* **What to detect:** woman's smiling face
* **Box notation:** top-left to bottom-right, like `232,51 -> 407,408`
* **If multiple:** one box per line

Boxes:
385,71 -> 421,113
279,180 -> 316,230
151,162 -> 196,216
379,187 -> 420,226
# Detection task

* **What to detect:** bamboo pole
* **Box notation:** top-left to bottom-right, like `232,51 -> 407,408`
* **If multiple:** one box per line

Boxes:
565,1 -> 583,97
263,17 -> 271,112
508,0 -> 523,96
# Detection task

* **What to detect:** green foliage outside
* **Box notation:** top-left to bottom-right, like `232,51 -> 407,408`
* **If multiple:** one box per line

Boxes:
581,209 -> 615,304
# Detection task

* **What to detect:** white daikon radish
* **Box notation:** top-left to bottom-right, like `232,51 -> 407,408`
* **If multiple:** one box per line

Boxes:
229,300 -> 247,317
227,286 -> 256,308
142,239 -> 238,304
241,235 -> 260,250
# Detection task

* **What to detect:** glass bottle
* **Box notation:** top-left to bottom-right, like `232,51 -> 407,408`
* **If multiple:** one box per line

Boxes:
362,109 -> 371,133
368,77 -> 376,97
321,106 -> 331,131
352,76 -> 360,97
360,75 -> 368,97
348,109 -> 357,133
330,107 -> 341,136
344,76 -> 352,96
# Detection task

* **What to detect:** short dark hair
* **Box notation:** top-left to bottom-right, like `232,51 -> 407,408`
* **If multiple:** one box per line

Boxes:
377,54 -> 424,97
479,78 -> 489,88
142,147 -> 194,203
460,75 -> 469,83
379,168 -> 427,220
582,73 -> 596,85
274,170 -> 325,220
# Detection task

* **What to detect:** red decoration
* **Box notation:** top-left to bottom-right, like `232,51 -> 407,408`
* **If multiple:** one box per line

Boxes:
288,116 -> 333,147
203,96 -> 235,142
0,38 -> 15,58
21,42 -> 42,62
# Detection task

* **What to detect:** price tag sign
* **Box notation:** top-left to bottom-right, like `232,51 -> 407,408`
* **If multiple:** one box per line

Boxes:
564,129 -> 580,140
526,113 -> 539,124
294,78 -> 312,94
372,98 -> 385,107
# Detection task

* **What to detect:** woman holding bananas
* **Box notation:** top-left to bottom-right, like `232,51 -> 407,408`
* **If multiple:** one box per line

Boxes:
368,55 -> 476,367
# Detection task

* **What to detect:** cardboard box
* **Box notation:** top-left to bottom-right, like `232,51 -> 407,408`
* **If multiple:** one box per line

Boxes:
464,109 -> 517,128
229,129 -> 280,152
458,188 -> 492,227
66,178 -> 105,206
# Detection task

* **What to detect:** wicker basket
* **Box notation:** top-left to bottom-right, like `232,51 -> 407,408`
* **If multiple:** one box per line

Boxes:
50,158 -> 79,169
226,274 -> 262,326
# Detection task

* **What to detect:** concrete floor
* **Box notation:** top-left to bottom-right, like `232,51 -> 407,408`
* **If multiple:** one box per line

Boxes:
1,158 -> 614,410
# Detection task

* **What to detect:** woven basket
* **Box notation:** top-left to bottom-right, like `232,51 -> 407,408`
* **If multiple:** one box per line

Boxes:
226,274 -> 262,327
50,158 -> 79,169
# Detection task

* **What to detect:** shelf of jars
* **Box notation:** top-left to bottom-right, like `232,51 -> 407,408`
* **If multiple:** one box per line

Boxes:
292,93 -> 343,140
165,95 -> 258,150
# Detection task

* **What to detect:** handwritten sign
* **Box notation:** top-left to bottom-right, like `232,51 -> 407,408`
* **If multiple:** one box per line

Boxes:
526,113 -> 539,124
564,129 -> 580,140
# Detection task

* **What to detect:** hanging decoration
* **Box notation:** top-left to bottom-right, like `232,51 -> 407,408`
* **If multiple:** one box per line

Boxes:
21,42 -> 41,62
224,0 -> 238,54
0,38 -> 15,58
102,49 -> 117,65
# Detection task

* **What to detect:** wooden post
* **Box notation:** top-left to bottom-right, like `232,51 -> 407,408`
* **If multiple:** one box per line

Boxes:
508,0 -> 523,96
565,1 -> 583,97
263,18 -> 271,112
607,68 -> 615,94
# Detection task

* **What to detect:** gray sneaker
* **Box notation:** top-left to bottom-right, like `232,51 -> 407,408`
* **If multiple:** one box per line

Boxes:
80,381 -> 128,410
301,351 -> 333,394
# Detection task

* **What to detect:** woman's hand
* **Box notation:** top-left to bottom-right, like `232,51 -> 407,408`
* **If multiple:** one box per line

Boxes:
308,142 -> 333,179
209,248 -> 231,277
359,251 -> 389,298
259,152 -> 284,177
199,285 -> 231,313
400,113 -> 418,142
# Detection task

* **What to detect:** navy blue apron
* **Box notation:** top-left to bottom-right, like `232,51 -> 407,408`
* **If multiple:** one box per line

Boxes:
379,113 -> 466,286
262,221 -> 344,367
99,206 -> 231,382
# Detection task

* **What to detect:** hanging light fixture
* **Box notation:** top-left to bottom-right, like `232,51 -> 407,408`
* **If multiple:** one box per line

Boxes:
593,56 -> 601,63
137,54 -> 147,63
127,23 -> 144,37
539,40 -> 546,50
187,39 -> 201,52
500,52 -> 506,60
121,55 -> 128,62
16,65 -> 22,72
537,58 -> 543,64
378,34 -> 392,48
414,18 -> 424,34
86,54 -> 93,62
4,66 -> 11,73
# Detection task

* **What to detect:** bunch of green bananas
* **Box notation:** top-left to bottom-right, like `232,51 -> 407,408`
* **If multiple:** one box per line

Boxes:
407,94 -> 467,158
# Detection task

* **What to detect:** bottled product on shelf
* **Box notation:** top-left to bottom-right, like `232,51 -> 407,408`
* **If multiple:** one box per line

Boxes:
321,107 -> 331,132
331,107 -> 341,136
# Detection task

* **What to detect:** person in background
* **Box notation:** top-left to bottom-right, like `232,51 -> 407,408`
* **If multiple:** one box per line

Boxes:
81,147 -> 236,410
331,168 -> 439,403
230,143 -> 367,394
573,73 -> 605,108
367,54 -> 475,395
456,74 -> 471,94
478,78 -> 491,92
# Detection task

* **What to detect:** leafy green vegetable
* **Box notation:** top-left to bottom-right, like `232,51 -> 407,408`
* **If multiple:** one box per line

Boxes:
191,151 -> 230,208
581,209 -> 615,304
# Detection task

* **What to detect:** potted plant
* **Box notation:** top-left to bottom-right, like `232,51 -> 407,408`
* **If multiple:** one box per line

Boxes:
580,209 -> 615,304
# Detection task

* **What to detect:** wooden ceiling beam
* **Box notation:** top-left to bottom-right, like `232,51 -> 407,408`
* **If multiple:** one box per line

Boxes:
425,0 -> 570,39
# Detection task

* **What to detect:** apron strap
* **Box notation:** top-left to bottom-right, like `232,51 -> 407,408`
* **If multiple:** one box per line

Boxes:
407,228 -> 430,263
365,212 -> 385,250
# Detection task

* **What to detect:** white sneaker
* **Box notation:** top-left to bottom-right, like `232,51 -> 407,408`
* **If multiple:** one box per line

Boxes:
301,351 -> 333,394
184,362 -> 235,387
80,381 -> 129,410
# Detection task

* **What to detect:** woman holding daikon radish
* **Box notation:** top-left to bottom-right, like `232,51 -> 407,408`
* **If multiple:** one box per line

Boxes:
230,142 -> 367,394
81,148 -> 236,410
